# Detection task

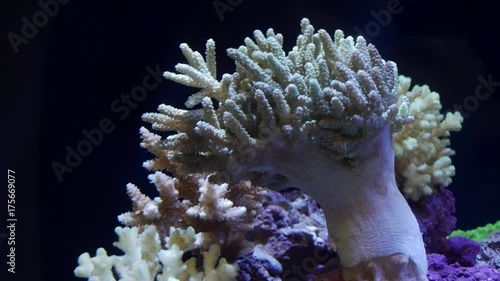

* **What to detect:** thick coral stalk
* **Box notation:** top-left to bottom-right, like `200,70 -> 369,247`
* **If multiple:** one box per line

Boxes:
246,125 -> 428,280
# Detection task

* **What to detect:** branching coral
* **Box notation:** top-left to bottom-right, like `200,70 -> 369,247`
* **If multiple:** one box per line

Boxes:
143,19 -> 413,177
74,225 -> 239,281
117,169 -> 263,259
393,76 -> 463,200
75,17 -> 465,281
140,18 -> 434,280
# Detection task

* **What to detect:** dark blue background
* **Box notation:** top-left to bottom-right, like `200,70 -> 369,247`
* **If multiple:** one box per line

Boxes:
2,0 -> 499,280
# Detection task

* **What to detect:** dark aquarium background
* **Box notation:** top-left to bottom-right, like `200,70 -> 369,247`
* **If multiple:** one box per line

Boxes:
2,0 -> 499,280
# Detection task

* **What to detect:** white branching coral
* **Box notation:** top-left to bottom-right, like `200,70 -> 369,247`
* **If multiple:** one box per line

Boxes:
74,225 -> 238,281
117,171 -> 262,259
186,177 -> 247,221
117,172 -> 184,227
140,18 -> 433,281
393,76 -> 463,201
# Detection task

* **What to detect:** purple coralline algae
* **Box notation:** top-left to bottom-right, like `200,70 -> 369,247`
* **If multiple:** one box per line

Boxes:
427,253 -> 500,281
409,185 -> 457,254
445,236 -> 481,267
236,187 -> 500,281
236,189 -> 337,281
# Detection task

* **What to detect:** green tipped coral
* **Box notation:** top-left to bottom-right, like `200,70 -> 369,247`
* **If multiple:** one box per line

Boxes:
449,220 -> 500,242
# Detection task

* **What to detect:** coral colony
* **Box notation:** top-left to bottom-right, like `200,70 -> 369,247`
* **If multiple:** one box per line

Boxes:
74,19 -> 500,281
